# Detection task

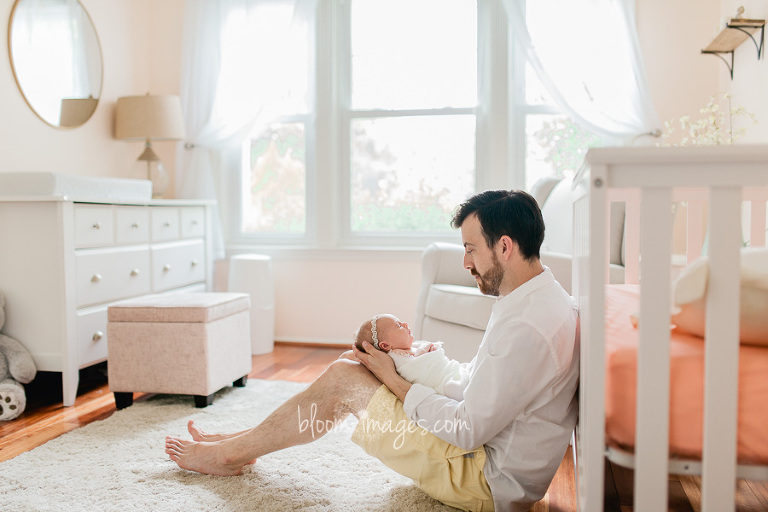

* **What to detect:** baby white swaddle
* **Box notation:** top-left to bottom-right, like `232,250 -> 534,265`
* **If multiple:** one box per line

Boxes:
389,342 -> 469,400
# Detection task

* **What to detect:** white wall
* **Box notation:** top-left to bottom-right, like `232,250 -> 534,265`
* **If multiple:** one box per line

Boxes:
637,0 -> 768,142
721,0 -> 768,143
1,0 -> 766,346
636,0 -> 721,133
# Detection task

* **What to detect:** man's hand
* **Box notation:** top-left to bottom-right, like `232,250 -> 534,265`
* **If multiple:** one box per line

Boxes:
352,340 -> 396,378
352,340 -> 412,402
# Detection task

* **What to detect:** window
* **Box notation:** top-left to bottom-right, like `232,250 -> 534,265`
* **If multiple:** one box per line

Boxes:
346,0 -> 477,237
520,64 -> 605,191
229,0 -> 605,248
232,1 -> 313,241
516,1 -> 608,191
349,115 -> 476,233
244,120 -> 308,235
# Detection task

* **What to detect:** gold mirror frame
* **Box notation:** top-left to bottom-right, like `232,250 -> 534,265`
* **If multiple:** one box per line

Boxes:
8,0 -> 104,129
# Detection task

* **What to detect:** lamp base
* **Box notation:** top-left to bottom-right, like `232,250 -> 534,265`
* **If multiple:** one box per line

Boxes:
131,141 -> 169,198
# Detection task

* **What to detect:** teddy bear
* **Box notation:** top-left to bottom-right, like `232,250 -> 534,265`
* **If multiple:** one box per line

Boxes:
0,293 -> 37,421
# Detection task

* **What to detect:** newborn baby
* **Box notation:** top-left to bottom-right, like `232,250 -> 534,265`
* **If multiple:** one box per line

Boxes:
354,314 -> 469,400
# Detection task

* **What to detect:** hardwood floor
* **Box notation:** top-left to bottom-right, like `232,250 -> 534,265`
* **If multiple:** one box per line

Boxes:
604,459 -> 768,512
6,343 -> 764,511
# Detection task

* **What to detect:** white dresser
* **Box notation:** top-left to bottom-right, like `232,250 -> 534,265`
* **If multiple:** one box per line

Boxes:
0,197 -> 214,406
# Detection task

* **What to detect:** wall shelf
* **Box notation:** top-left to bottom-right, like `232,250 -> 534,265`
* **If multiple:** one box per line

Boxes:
701,15 -> 765,79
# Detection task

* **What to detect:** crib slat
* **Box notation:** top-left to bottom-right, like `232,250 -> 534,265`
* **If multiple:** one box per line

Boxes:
635,188 -> 673,512
686,199 -> 705,263
749,198 -> 766,247
578,174 -> 608,512
623,189 -> 641,284
701,187 -> 741,512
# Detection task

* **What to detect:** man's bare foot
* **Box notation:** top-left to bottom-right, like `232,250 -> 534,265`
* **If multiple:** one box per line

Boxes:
165,436 -> 247,476
185,421 -> 257,465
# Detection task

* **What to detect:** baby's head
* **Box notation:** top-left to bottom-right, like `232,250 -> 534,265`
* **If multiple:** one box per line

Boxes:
354,314 -> 414,353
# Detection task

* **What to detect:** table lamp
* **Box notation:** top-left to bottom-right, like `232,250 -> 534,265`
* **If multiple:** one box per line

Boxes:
115,94 -> 185,198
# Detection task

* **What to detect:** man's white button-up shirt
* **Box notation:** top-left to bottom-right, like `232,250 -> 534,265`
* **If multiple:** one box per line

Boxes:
403,267 -> 579,512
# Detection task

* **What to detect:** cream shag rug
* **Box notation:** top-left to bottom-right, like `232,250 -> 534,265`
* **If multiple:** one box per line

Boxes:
0,379 -> 459,512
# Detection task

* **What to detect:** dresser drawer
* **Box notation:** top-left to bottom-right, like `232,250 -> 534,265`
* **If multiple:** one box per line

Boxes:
74,205 -> 114,248
151,240 -> 206,292
181,207 -> 205,238
115,206 -> 150,245
76,306 -> 108,367
151,208 -> 180,241
76,246 -> 151,307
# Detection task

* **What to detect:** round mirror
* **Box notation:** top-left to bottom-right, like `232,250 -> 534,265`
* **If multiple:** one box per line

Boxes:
8,0 -> 103,129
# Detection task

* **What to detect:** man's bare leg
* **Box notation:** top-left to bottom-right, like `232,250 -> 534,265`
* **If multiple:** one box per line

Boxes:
187,421 -> 247,443
165,360 -> 381,476
186,350 -> 362,445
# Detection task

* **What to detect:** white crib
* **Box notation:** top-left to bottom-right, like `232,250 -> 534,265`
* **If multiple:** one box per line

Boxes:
572,145 -> 768,512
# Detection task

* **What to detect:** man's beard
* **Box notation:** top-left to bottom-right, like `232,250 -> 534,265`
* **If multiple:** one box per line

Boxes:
472,255 -> 504,296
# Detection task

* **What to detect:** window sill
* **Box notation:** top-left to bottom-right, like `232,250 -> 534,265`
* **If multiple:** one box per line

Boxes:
226,244 -> 432,262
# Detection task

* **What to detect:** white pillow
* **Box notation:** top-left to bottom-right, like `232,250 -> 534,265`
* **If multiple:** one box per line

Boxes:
671,247 -> 768,346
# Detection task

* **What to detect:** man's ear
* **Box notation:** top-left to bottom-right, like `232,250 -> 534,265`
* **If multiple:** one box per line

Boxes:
498,236 -> 517,261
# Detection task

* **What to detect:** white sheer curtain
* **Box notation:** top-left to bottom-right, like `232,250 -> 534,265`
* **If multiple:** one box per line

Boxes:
502,0 -> 661,143
176,0 -> 314,258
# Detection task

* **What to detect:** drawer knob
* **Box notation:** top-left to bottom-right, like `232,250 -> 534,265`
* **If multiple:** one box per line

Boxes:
92,222 -> 101,230
163,222 -> 171,228
92,331 -> 104,342
130,268 -> 140,276
191,220 -> 199,226
191,259 -> 199,267
91,274 -> 102,283
131,223 -> 139,229
163,264 -> 172,272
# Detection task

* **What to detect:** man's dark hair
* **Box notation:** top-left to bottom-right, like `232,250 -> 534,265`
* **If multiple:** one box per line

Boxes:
451,190 -> 545,261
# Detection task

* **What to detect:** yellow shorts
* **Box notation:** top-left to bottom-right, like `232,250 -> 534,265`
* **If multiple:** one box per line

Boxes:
351,385 -> 494,512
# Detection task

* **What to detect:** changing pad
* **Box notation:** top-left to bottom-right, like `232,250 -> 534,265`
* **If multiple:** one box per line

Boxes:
0,172 -> 151,202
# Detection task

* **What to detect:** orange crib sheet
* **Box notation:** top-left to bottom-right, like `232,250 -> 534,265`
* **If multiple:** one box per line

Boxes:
604,285 -> 768,464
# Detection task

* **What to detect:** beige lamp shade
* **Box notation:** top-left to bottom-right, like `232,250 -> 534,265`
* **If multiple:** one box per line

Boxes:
115,94 -> 186,141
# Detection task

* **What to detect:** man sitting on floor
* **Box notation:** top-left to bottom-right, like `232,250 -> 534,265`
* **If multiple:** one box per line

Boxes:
165,189 -> 579,512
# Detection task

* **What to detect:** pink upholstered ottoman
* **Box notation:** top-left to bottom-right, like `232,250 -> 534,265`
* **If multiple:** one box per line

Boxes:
107,292 -> 252,409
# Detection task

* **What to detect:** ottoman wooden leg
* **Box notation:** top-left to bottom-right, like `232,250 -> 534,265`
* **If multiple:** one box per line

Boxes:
233,376 -> 248,387
114,392 -> 134,410
194,394 -> 215,408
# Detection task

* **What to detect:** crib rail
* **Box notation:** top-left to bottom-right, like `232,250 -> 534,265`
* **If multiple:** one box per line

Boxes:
573,145 -> 768,512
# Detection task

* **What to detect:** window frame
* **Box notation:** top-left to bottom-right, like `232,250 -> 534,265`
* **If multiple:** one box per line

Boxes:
228,0 -> 517,250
